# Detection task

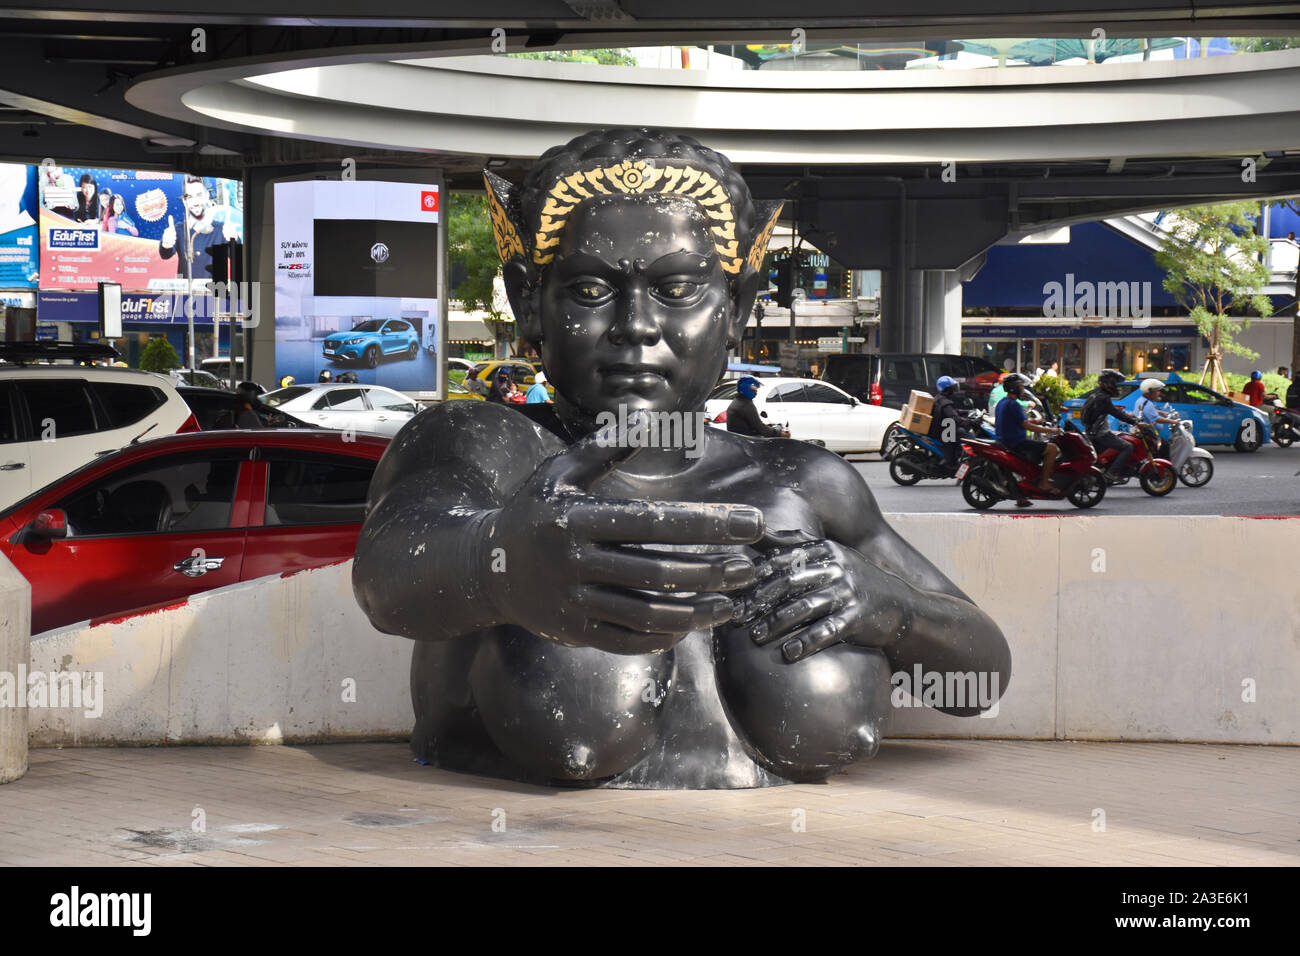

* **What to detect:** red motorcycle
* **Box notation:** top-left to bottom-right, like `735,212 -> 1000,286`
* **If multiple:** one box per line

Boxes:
1064,420 -> 1177,497
957,430 -> 1107,510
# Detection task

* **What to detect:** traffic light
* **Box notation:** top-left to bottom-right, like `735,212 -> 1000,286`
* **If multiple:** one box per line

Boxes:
774,258 -> 794,308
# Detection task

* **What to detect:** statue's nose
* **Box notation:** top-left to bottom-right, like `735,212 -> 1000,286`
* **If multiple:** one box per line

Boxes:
609,290 -> 662,346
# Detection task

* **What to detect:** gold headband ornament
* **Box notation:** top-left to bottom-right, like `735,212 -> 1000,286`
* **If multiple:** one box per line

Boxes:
485,161 -> 782,278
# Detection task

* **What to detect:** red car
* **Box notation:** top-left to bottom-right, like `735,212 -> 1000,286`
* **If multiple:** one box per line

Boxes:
1,429 -> 389,634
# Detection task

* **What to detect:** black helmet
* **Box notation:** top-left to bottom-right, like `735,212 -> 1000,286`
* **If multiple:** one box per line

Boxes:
1003,372 -> 1031,394
1097,368 -> 1124,395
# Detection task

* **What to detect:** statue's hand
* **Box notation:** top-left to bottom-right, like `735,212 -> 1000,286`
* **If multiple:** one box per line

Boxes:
730,530 -> 901,664
486,418 -> 763,656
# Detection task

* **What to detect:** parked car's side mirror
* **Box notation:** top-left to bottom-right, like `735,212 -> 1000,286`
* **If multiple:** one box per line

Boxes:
31,509 -> 68,539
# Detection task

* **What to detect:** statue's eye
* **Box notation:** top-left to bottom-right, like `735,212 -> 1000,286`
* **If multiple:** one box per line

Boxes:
568,280 -> 615,304
654,280 -> 700,302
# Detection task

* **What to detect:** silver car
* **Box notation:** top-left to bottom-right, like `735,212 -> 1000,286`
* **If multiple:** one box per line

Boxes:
260,383 -> 419,437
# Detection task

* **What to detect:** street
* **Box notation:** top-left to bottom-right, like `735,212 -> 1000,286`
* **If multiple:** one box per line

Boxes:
855,442 -> 1300,515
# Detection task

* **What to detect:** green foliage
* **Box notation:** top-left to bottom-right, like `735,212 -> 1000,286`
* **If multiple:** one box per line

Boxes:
138,336 -> 180,372
1153,202 -> 1273,363
1222,371 -> 1291,397
1030,373 -> 1069,414
1068,373 -> 1099,399
1230,37 -> 1300,53
448,368 -> 467,385
510,49 -> 638,66
449,192 -> 513,356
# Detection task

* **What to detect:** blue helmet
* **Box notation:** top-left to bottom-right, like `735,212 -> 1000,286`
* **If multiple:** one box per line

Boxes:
737,376 -> 760,399
1251,370 -> 1263,380
936,375 -> 958,393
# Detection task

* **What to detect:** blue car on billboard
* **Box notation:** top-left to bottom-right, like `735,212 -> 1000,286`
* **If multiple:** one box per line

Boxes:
1061,373 -> 1271,451
323,319 -> 420,368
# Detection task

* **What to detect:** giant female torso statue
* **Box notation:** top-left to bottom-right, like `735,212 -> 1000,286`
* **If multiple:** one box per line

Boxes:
353,129 -> 1010,788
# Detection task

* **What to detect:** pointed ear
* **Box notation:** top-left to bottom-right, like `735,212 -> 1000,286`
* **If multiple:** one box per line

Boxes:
502,258 -> 541,346
727,266 -> 764,349
483,170 -> 527,266
745,200 -> 784,274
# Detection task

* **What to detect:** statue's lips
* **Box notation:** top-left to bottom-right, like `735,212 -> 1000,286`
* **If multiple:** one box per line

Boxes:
599,364 -> 668,389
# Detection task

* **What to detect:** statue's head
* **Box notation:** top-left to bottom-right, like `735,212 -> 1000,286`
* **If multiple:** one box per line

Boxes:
486,128 -> 782,419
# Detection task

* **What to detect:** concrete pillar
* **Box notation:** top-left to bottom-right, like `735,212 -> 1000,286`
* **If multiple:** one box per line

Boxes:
921,270 -> 964,354
881,268 -> 928,353
0,554 -> 31,784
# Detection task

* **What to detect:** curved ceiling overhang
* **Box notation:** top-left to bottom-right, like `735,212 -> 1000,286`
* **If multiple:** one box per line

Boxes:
127,42 -> 1300,164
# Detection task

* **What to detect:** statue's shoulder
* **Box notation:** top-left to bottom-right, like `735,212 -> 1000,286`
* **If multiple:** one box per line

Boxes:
373,400 -> 562,489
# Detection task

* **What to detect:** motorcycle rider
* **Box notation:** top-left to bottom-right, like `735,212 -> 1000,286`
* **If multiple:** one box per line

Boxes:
725,376 -> 790,439
1082,368 -> 1140,482
929,375 -> 966,472
995,372 -> 1063,505
1134,378 -> 1181,457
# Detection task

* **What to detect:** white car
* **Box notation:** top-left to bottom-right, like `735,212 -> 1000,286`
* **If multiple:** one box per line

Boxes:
704,377 -> 899,453
0,350 -> 197,509
261,383 -> 419,437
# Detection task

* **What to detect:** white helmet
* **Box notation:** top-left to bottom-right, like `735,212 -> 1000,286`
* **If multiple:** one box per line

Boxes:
1140,378 -> 1164,397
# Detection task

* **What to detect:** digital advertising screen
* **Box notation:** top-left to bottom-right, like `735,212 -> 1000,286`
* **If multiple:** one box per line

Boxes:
0,163 -> 39,288
38,164 -> 243,292
274,180 -> 439,392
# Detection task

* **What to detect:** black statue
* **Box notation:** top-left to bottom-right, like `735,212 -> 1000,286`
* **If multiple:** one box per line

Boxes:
353,128 -> 1010,788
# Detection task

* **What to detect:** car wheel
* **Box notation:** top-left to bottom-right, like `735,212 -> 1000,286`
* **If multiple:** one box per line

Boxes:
1067,473 -> 1107,508
364,345 -> 379,369
1234,421 -> 1262,453
408,342 -> 419,359
1179,457 -> 1213,487
1138,463 -> 1177,496
889,454 -> 925,486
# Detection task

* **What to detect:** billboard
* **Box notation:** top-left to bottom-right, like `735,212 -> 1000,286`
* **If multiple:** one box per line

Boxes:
0,163 -> 38,288
38,165 -> 243,292
274,180 -> 439,392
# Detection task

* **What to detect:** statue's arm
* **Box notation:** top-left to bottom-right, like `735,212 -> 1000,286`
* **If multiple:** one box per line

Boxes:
813,452 -> 1011,712
351,403 -> 539,641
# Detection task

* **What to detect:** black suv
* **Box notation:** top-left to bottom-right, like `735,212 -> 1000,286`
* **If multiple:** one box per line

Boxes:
821,353 -> 1003,408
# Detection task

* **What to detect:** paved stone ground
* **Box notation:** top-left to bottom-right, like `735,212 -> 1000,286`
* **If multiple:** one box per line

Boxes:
0,740 -> 1296,866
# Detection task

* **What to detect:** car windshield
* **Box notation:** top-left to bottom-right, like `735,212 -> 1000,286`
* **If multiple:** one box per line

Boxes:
351,321 -> 385,333
709,382 -> 740,400
263,386 -> 310,407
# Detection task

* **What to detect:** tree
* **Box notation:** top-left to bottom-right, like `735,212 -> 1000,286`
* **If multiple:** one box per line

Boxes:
510,48 -> 638,66
1230,37 -> 1300,53
1154,202 -> 1274,393
449,193 -> 514,360
138,336 -> 181,372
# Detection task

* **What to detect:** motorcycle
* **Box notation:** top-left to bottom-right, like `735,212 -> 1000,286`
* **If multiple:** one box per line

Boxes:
1263,396 -> 1299,448
885,409 -> 989,484
958,430 -> 1107,510
1163,412 -> 1214,487
1063,419 -> 1177,496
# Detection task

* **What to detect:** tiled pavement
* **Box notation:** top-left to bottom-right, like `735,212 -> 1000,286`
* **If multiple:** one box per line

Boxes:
0,740 -> 1296,866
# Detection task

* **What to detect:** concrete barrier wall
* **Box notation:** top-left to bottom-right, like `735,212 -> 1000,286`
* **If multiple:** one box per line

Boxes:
0,557 -> 31,782
22,515 -> 1300,748
27,563 -> 412,746
885,514 -> 1300,745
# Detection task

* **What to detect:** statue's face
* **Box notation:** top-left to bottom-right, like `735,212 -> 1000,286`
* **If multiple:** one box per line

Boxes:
536,195 -> 735,418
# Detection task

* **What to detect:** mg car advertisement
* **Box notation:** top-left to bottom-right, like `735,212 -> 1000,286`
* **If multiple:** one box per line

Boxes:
38,164 -> 243,292
273,179 -> 439,391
